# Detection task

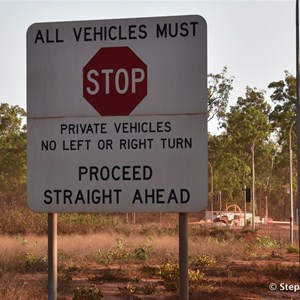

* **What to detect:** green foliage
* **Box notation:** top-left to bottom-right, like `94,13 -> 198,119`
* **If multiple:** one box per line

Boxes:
286,245 -> 299,254
157,260 -> 204,292
209,227 -> 235,242
134,246 -> 148,261
268,72 -> 297,219
158,261 -> 179,291
0,208 -> 137,235
210,86 -> 275,214
73,284 -> 103,300
188,269 -> 205,283
95,237 -> 153,264
134,234 -> 153,261
269,71 -> 296,146
0,103 -> 26,205
256,235 -> 280,249
23,252 -> 47,272
104,239 -> 131,262
208,66 -> 234,122
223,87 -> 271,158
58,213 -> 124,234
119,282 -> 159,295
191,254 -> 216,269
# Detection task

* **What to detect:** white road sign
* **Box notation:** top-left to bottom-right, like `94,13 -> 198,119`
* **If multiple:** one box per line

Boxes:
27,15 -> 208,213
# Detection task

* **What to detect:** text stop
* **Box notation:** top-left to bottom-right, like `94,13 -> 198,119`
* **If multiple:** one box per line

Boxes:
86,68 -> 145,95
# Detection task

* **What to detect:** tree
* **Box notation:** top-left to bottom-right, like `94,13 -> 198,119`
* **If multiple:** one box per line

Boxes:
268,72 -> 297,219
208,67 -> 234,122
269,71 -> 296,147
0,103 -> 27,205
208,133 -> 247,207
220,87 -> 272,214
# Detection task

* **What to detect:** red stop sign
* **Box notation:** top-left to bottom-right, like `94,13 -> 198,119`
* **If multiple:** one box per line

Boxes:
83,46 -> 147,116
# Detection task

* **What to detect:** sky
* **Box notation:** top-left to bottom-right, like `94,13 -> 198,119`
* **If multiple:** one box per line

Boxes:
0,0 -> 296,133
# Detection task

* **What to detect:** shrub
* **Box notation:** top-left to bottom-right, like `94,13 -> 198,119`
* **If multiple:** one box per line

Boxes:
191,254 -> 216,269
256,235 -> 280,248
23,252 -> 47,272
287,245 -> 299,254
73,284 -> 103,300
119,282 -> 159,295
209,227 -> 235,242
158,261 -> 179,292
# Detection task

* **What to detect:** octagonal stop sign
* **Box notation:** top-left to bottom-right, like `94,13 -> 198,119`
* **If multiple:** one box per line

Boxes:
83,46 -> 147,116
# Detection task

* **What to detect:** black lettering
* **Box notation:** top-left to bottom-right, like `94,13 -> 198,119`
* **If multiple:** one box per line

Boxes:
167,189 -> 178,203
73,27 -> 82,41
157,21 -> 198,38
114,122 -> 122,133
97,139 -> 113,150
61,124 -> 67,134
111,166 -> 121,180
75,190 -> 85,204
69,124 -> 75,134
92,190 -> 101,204
180,22 -> 189,37
55,29 -> 64,43
93,26 -> 104,40
129,122 -> 138,132
34,29 -> 45,43
119,26 -> 126,40
165,121 -> 172,132
156,189 -> 165,204
90,166 -> 99,180
108,26 -> 117,40
128,25 -> 137,39
46,29 -> 54,43
114,189 -> 121,204
64,190 -> 73,204
41,140 -> 56,151
79,166 -> 88,181
181,189 -> 190,203
84,27 -> 93,41
102,189 -> 112,204
143,166 -> 152,180
156,23 -> 167,38
100,166 -> 109,181
168,23 -> 178,38
44,190 -> 52,204
44,189 -> 122,205
78,165 -> 152,181
161,137 -> 192,149
132,166 -> 141,180
138,24 -> 147,39
132,189 -> 143,204
190,21 -> 198,36
145,189 -> 156,204
53,190 -> 62,204
122,166 -> 130,180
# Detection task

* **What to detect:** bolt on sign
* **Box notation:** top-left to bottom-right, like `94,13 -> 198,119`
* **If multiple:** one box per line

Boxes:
27,15 -> 208,213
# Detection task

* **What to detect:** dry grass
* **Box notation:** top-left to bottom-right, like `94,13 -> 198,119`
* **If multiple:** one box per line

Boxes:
0,225 -> 299,299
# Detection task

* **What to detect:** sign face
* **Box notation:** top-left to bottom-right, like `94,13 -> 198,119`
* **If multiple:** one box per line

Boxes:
27,15 -> 207,213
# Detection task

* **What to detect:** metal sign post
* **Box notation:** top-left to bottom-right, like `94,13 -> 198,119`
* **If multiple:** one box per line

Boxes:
48,213 -> 57,300
179,213 -> 189,299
